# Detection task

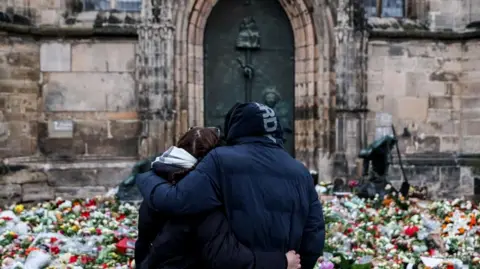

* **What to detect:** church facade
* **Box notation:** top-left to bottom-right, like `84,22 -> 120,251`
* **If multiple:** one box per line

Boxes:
0,0 -> 479,202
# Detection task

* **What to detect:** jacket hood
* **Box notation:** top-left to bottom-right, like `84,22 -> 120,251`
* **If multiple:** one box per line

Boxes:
151,146 -> 197,169
223,102 -> 284,145
150,146 -> 198,180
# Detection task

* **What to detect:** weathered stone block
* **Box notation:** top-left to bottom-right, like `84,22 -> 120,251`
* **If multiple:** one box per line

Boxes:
71,42 -> 135,72
55,186 -> 107,200
461,137 -> 480,153
74,120 -> 108,138
423,121 -> 458,136
95,167 -> 132,187
3,50 -> 39,69
382,71 -> 406,96
109,120 -> 140,139
417,136 -> 441,152
85,138 -> 138,157
385,56 -> 417,72
0,80 -> 38,94
47,169 -> 97,187
461,109 -> 480,120
0,121 -> 37,158
39,9 -> 62,26
395,97 -> 428,121
464,121 -> 480,136
22,183 -> 55,202
440,136 -> 460,152
39,138 -> 85,157
1,170 -> 48,185
405,72 -> 427,96
427,109 -> 459,122
463,71 -> 480,82
43,72 -> 135,111
1,66 -> 40,81
461,97 -> 480,110
0,183 -> 22,200
47,166 -> 132,188
418,81 -> 448,97
428,96 -> 453,109
463,82 -> 480,96
40,42 -> 71,72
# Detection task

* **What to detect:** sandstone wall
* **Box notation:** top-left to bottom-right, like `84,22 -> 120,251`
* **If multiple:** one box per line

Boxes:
0,36 -> 138,205
366,38 -> 480,198
0,37 -> 39,157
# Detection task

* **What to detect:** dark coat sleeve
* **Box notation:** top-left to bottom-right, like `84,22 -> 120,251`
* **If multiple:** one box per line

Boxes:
136,152 -> 222,214
135,201 -> 165,266
299,184 -> 325,269
196,210 -> 287,269
138,217 -> 193,269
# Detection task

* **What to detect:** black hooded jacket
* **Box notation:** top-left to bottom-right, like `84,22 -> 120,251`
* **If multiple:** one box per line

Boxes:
135,162 -> 287,269
136,102 -> 325,269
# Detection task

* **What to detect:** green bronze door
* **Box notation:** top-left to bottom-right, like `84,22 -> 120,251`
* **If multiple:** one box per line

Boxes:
204,0 -> 295,154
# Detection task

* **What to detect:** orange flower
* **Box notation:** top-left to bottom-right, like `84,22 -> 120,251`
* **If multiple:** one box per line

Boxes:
444,217 -> 451,223
458,227 -> 466,235
383,198 -> 393,206
25,247 -> 39,256
470,214 -> 476,227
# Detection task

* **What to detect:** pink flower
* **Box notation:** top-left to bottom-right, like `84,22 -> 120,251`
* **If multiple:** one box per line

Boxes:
319,261 -> 334,269
348,180 -> 359,188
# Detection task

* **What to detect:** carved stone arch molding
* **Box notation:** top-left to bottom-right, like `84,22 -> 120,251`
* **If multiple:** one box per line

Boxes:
172,0 -> 335,170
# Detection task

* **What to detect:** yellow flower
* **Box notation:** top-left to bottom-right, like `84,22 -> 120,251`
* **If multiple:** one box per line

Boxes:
14,204 -> 24,214
71,225 -> 79,232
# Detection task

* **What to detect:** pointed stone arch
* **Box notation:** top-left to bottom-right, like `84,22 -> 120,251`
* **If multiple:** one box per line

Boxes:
172,0 -> 335,169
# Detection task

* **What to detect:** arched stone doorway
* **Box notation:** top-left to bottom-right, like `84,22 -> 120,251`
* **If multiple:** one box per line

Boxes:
174,0 -> 332,169
203,0 -> 295,154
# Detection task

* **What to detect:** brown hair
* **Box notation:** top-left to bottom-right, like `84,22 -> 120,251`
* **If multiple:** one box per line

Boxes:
169,127 -> 220,183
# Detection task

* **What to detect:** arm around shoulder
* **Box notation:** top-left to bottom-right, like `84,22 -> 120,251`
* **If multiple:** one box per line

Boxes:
135,152 -> 222,214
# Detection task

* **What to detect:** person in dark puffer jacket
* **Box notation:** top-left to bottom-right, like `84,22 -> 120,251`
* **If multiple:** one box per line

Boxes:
135,127 -> 300,269
136,102 -> 325,269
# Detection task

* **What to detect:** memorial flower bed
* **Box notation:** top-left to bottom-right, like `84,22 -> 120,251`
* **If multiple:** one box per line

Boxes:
0,193 -> 479,269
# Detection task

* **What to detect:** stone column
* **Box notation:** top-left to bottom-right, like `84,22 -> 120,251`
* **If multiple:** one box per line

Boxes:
332,0 -> 368,179
137,0 -> 176,158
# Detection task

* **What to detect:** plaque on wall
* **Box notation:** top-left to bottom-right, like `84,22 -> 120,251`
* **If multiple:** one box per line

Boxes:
48,120 -> 74,138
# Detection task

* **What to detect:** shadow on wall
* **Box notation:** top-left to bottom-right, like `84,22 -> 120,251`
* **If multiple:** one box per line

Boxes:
0,7 -> 33,25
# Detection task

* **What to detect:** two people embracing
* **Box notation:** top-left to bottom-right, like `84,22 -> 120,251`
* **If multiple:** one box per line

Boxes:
134,102 -> 325,269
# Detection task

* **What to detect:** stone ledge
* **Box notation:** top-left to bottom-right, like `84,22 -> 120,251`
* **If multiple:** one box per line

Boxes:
0,22 -> 137,38
369,29 -> 480,41
391,153 -> 480,166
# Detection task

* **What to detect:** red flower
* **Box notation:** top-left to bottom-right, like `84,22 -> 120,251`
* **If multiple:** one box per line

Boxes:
69,255 -> 78,263
116,214 -> 126,221
102,263 -> 108,269
348,180 -> 359,188
404,226 -> 419,237
446,265 -> 454,269
50,237 -> 58,244
428,249 -> 435,256
81,212 -> 90,218
85,200 -> 96,207
1,216 -> 13,221
96,228 -> 102,235
50,246 -> 60,255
